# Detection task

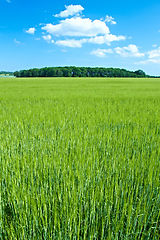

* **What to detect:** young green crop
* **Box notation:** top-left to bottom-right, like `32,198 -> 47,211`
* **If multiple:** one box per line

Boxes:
0,77 -> 160,239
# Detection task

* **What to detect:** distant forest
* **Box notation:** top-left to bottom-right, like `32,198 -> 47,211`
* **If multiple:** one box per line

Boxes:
0,71 -> 14,76
13,67 -> 152,78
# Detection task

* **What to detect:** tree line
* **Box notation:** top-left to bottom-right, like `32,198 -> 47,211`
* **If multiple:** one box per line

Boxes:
14,67 -> 148,78
0,71 -> 14,76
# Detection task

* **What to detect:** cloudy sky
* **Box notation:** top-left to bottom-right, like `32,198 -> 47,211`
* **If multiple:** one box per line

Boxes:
1,0 -> 160,75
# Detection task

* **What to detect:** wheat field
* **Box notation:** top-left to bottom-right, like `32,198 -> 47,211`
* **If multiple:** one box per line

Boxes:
0,77 -> 160,239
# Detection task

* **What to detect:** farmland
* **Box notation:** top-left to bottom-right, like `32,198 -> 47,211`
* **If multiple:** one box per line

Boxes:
0,77 -> 160,239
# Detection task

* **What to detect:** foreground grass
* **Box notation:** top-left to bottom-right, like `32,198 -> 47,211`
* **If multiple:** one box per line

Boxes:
0,78 -> 160,239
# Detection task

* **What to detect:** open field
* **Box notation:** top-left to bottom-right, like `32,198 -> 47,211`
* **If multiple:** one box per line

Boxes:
0,77 -> 160,239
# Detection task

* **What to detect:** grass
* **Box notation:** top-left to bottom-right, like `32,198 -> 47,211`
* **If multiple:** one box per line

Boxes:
0,77 -> 160,239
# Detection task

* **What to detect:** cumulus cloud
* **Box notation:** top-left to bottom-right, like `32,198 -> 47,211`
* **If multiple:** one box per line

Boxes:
40,5 -> 126,49
42,17 -> 110,37
55,5 -> 84,18
88,34 -> 126,45
114,44 -> 144,57
55,39 -> 86,48
148,47 -> 160,59
42,34 -> 52,42
91,45 -> 145,58
139,47 -> 160,64
54,34 -> 126,48
26,27 -> 36,35
104,15 -> 116,24
91,48 -> 113,57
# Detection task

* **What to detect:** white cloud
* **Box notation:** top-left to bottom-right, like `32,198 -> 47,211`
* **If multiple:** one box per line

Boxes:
40,5 -> 126,49
148,47 -> 160,59
152,44 -> 157,48
14,39 -> 21,45
88,34 -> 126,45
55,5 -> 84,18
54,33 -> 125,48
139,47 -> 160,64
26,27 -> 36,35
88,35 -> 105,44
55,39 -> 86,48
91,48 -> 113,57
139,59 -> 160,64
42,17 -> 110,37
42,34 -> 52,42
114,44 -> 144,57
104,15 -> 116,24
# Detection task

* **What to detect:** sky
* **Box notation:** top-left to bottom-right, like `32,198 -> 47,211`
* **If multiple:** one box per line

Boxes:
1,0 -> 160,75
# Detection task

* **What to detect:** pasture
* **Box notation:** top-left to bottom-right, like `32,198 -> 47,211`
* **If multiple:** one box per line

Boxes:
0,77 -> 160,239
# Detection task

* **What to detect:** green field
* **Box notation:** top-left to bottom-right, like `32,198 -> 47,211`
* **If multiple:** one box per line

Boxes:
0,77 -> 160,239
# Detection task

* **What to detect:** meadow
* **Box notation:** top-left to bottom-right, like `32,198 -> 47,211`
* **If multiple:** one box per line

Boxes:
0,77 -> 160,239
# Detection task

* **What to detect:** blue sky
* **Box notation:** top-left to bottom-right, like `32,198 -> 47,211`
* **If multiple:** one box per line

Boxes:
1,0 -> 160,75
